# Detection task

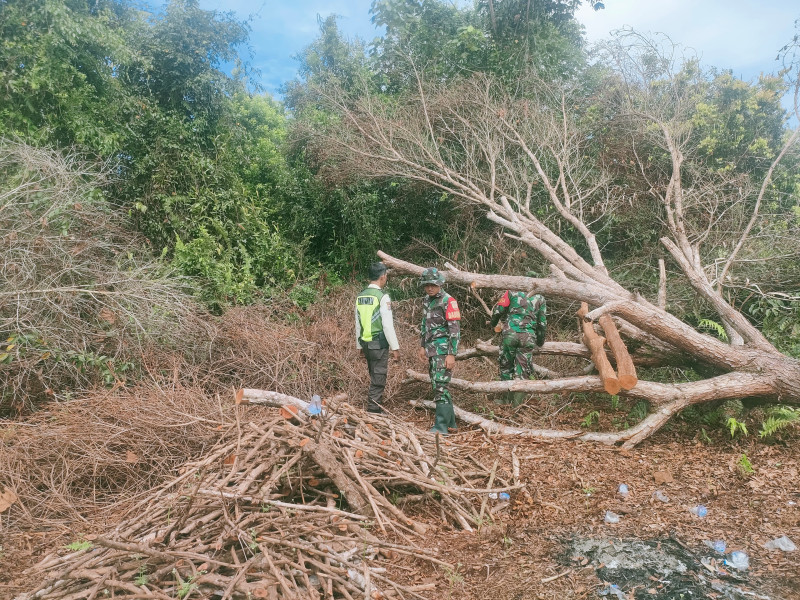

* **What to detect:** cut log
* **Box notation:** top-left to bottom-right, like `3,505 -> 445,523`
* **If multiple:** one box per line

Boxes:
410,368 -> 776,447
457,340 -> 674,368
458,340 -> 590,360
235,389 -> 347,408
598,314 -> 638,390
410,400 -> 584,440
577,303 -> 620,395
456,342 -> 561,378
302,439 -> 369,514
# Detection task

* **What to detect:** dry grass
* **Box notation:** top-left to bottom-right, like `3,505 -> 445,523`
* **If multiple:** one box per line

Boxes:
0,386 -> 228,525
0,139 -> 213,414
196,287 -> 423,407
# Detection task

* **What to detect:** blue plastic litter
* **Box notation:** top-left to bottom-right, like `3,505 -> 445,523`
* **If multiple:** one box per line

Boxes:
704,539 -> 726,553
725,550 -> 750,571
599,584 -> 626,599
689,505 -> 708,518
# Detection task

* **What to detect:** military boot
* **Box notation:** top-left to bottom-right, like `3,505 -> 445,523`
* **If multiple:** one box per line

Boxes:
494,392 -> 512,405
430,401 -> 456,434
510,392 -> 528,407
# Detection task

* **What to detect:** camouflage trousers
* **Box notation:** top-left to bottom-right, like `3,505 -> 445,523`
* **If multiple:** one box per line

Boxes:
498,330 -> 539,381
428,354 -> 456,433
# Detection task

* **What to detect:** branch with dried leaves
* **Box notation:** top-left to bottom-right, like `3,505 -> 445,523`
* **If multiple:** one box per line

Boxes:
14,392 -> 519,599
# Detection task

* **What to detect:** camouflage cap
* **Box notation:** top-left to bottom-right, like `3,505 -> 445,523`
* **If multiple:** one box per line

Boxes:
419,267 -> 445,286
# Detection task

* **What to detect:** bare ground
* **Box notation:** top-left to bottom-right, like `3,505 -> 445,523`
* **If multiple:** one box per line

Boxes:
389,390 -> 800,600
3,390 -> 798,600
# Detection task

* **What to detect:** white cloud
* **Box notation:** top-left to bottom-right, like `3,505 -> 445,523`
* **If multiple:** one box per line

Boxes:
191,0 -> 799,96
576,0 -> 799,79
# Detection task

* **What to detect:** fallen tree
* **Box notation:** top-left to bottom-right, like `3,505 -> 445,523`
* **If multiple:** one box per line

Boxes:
309,34 -> 800,447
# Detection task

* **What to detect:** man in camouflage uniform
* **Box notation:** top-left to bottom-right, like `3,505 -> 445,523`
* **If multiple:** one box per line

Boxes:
417,268 -> 461,434
490,290 -> 546,405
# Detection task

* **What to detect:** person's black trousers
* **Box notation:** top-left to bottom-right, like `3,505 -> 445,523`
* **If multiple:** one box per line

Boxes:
363,346 -> 389,412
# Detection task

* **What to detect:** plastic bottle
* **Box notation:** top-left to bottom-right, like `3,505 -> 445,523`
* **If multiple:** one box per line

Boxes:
704,540 -> 726,553
308,394 -> 322,416
725,551 -> 749,571
689,505 -> 708,518
618,484 -> 629,498
498,492 -> 510,501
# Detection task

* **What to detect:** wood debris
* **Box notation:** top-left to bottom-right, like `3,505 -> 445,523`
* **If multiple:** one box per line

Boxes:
14,393 -> 518,599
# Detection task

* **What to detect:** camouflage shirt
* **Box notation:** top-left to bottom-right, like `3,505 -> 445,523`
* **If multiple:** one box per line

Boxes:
491,291 -> 546,345
420,290 -> 461,357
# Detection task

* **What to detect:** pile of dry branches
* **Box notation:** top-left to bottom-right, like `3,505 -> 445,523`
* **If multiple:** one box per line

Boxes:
0,386 -> 227,525
0,140 -> 211,413
14,393 -> 517,599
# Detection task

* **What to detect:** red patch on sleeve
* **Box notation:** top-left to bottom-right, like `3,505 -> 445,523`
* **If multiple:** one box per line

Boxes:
497,290 -> 510,308
445,298 -> 461,320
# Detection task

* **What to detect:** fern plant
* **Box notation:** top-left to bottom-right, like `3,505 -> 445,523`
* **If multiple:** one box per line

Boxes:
581,410 -> 600,428
727,417 -> 748,438
737,452 -> 755,476
698,318 -> 729,341
759,406 -> 800,438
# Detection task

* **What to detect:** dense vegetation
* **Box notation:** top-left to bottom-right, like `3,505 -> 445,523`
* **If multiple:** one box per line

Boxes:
0,0 -> 618,305
2,0 -> 799,410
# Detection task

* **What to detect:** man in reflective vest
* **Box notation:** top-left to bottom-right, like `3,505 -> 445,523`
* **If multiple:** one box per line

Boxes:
417,267 -> 460,434
356,262 -> 400,413
490,290 -> 546,405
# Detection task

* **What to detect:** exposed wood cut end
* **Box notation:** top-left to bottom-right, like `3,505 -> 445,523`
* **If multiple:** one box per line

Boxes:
234,388 -> 246,404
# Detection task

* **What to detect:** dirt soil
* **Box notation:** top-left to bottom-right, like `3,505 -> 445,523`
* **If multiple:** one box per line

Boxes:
380,389 -> 800,600
2,392 -> 798,600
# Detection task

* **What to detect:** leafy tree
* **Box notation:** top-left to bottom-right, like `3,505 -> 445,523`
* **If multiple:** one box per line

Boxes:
0,0 -> 135,153
285,1 -> 604,279
370,0 -> 592,90
2,0 -> 312,307
284,16 -> 456,274
117,0 -> 248,120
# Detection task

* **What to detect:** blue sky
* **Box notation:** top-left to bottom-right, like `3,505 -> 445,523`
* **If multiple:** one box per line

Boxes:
193,0 -> 799,97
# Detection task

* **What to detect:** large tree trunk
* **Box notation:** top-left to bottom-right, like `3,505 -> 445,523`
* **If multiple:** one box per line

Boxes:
310,61 -> 800,446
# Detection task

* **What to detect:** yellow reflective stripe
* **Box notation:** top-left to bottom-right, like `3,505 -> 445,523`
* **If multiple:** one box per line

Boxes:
357,295 -> 378,341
